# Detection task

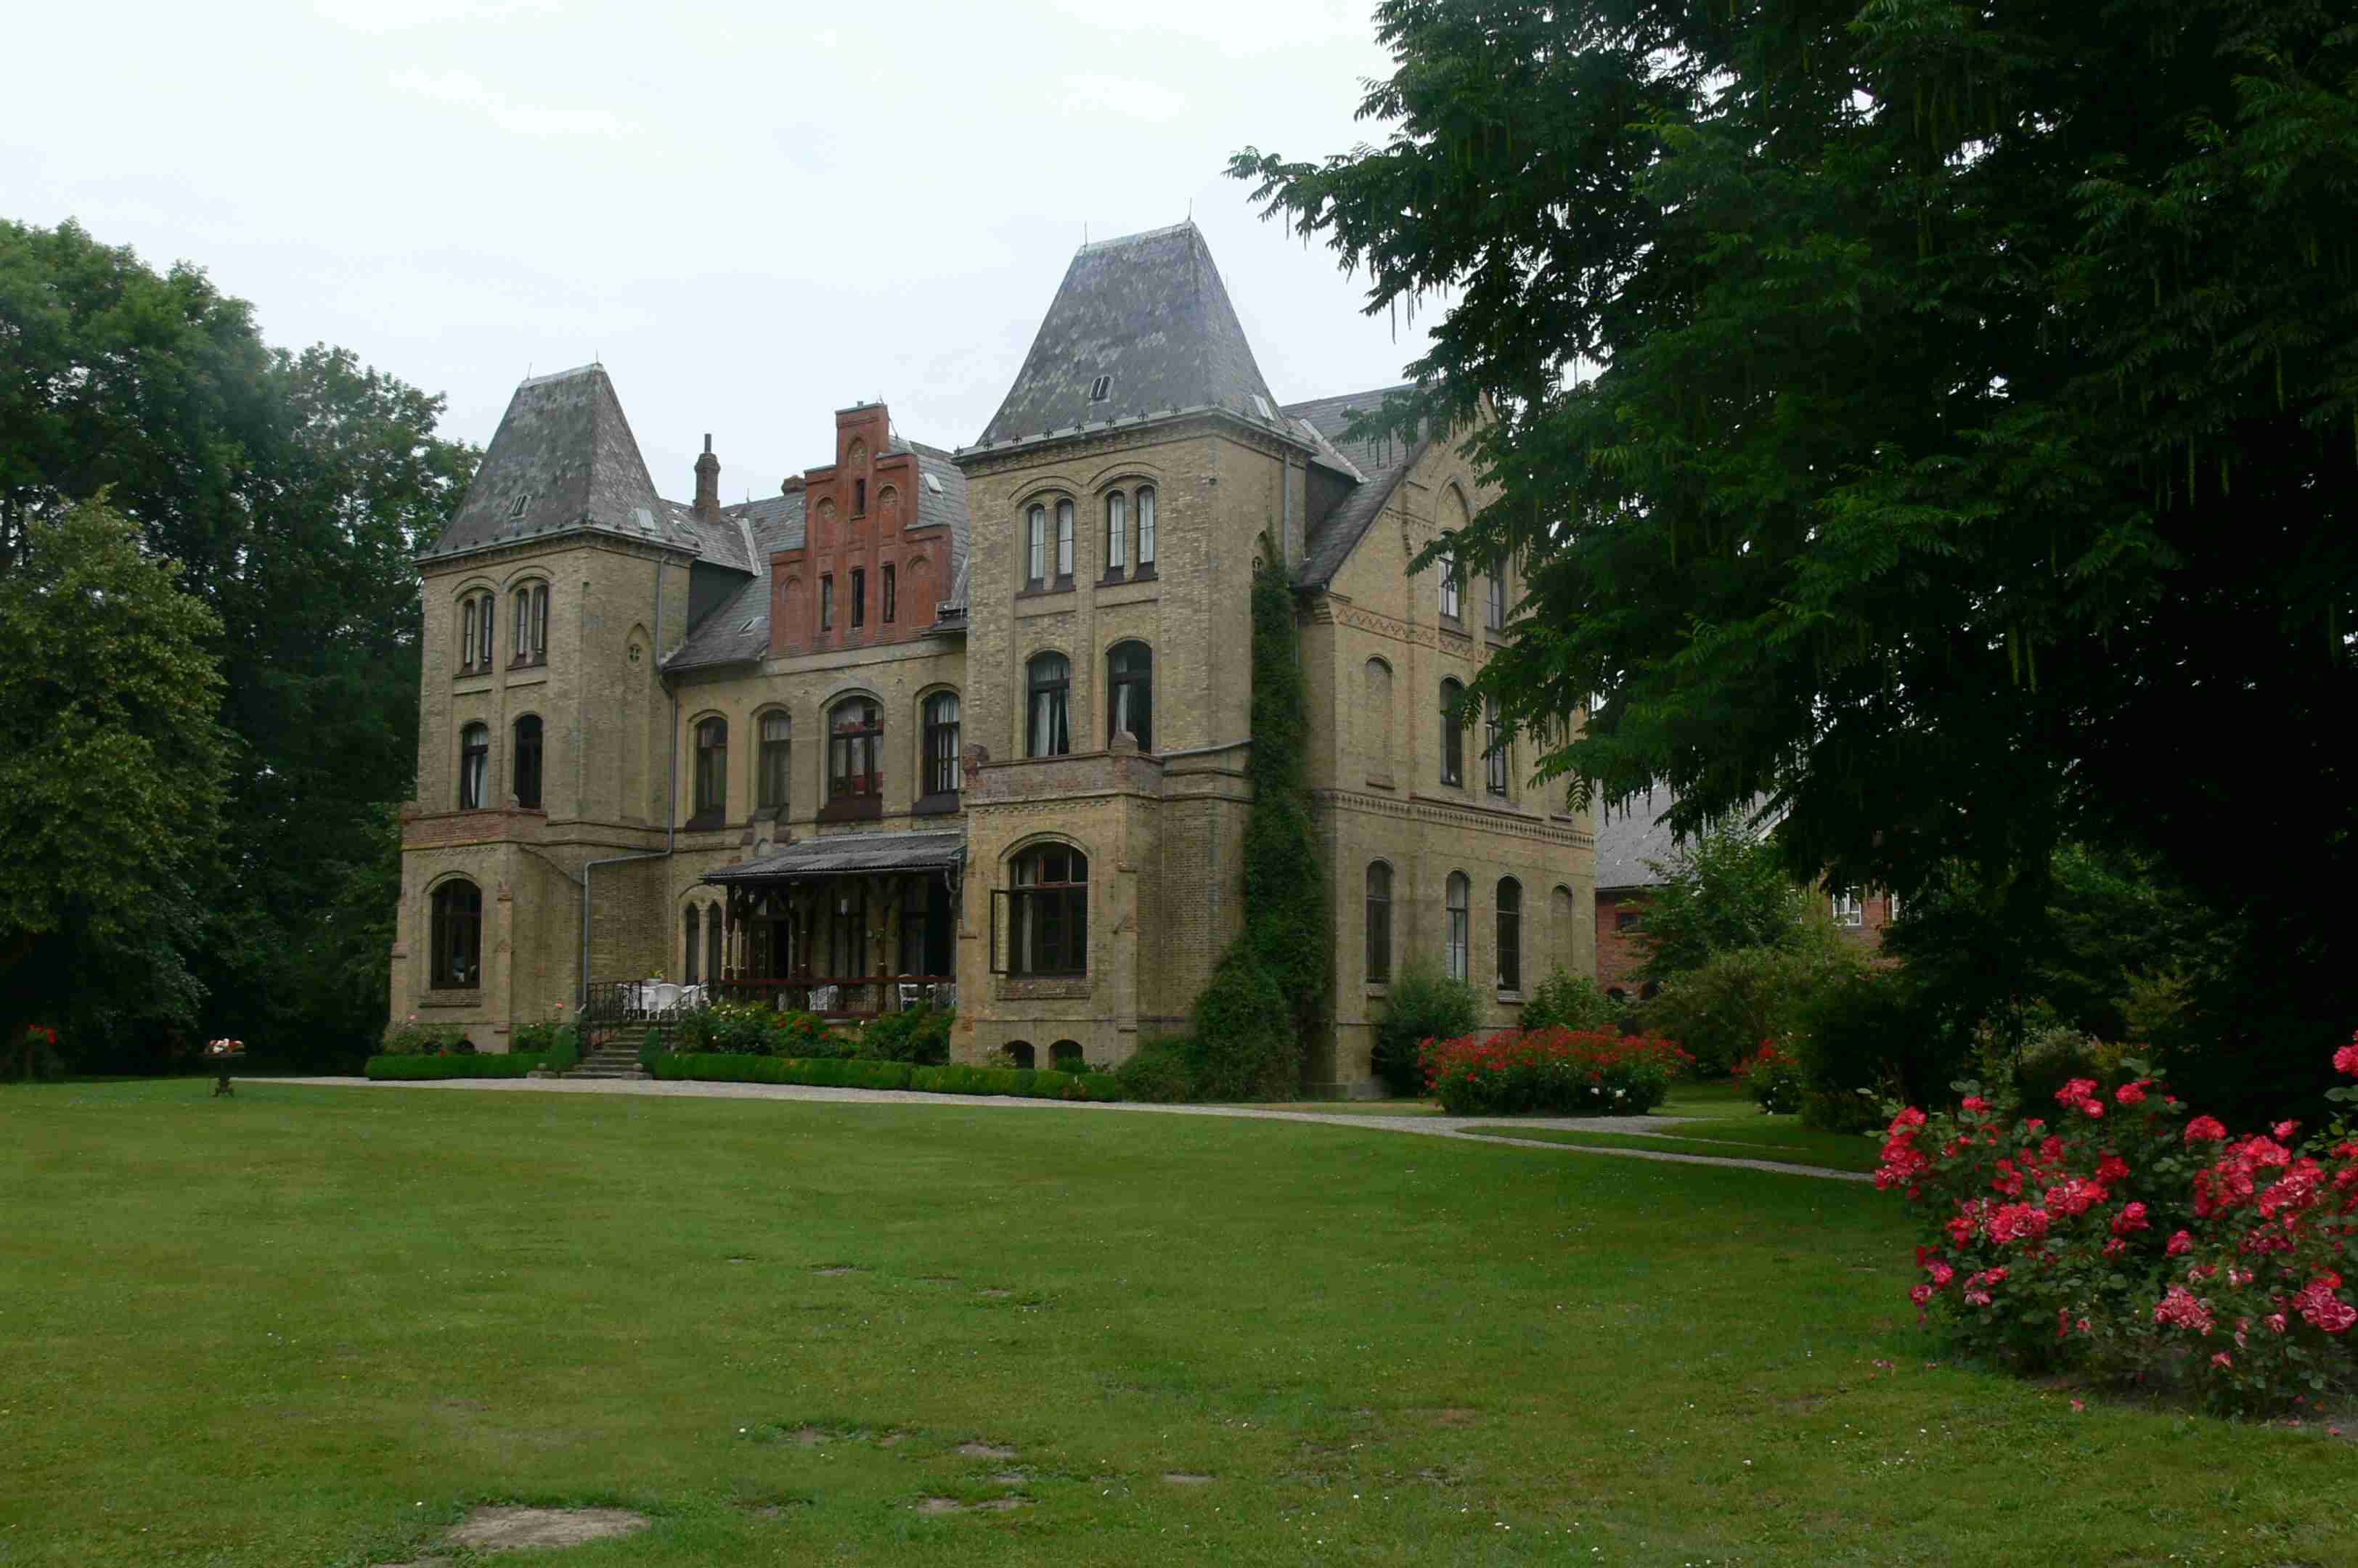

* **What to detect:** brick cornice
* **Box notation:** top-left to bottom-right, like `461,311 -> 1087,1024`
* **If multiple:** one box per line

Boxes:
1313,786 -> 1593,849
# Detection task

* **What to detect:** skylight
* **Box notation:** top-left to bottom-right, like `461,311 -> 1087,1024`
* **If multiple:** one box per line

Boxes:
923,473 -> 944,495
1088,375 -> 1113,402
507,494 -> 529,518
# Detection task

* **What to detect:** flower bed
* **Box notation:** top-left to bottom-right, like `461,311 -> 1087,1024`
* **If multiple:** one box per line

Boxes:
366,1053 -> 546,1080
1420,1027 -> 1691,1116
1877,1035 -> 2358,1410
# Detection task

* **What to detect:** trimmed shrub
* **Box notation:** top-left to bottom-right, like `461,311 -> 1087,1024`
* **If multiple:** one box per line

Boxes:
857,1004 -> 954,1066
1732,1042 -> 1806,1115
542,1025 -> 581,1074
365,1053 -> 545,1080
1787,967 -> 1958,1130
651,1054 -> 915,1090
636,1024 -> 671,1071
1521,966 -> 1623,1033
1115,1037 -> 1197,1103
907,1064 -> 1122,1102
380,1019 -> 469,1056
1371,958 -> 1479,1097
1644,942 -> 1864,1078
1421,1027 -> 1692,1116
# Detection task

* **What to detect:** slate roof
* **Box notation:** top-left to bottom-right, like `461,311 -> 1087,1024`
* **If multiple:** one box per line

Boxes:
1594,788 -> 1681,891
703,829 -> 967,885
665,444 -> 970,672
971,222 -> 1289,449
1286,385 -> 1427,589
423,364 -> 736,565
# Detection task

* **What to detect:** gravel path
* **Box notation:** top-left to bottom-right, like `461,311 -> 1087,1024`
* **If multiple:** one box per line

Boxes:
264,1074 -> 1867,1183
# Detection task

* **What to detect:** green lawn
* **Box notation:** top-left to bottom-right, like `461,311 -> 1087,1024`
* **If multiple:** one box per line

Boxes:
4,1081 -> 2348,1567
1461,1119 -> 1882,1175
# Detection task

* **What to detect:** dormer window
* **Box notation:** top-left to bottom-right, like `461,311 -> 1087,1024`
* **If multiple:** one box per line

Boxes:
507,494 -> 529,520
1088,375 -> 1112,402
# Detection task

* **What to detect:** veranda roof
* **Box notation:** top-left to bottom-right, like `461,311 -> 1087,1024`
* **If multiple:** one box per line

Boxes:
701,830 -> 966,886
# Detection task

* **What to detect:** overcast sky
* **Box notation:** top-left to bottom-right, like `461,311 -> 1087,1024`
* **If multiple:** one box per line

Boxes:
7,0 -> 1436,504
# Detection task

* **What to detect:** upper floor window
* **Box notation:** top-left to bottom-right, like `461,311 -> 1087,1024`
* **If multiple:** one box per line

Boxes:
512,581 -> 549,666
1136,485 -> 1156,568
853,477 -> 867,517
430,879 -> 481,989
883,563 -> 897,624
1496,877 -> 1522,992
1832,887 -> 1865,927
1107,640 -> 1152,751
457,722 -> 489,809
1445,871 -> 1471,982
1027,504 -> 1048,587
758,711 -> 791,814
1027,652 -> 1072,758
1440,679 -> 1465,788
1484,696 -> 1508,797
458,592 -> 494,673
1486,565 -> 1506,631
693,716 -> 728,821
1056,498 -> 1075,579
1105,491 -> 1128,573
1438,535 -> 1462,621
820,575 -> 835,632
1005,844 -> 1088,976
923,691 -> 962,799
1365,862 -> 1392,983
513,715 -> 542,810
828,698 -> 881,801
851,567 -> 866,629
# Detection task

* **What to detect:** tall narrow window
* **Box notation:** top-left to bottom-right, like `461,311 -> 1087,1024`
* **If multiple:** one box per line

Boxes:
1487,565 -> 1506,631
459,592 -> 495,672
820,575 -> 834,632
693,717 -> 728,821
1832,887 -> 1865,927
1027,504 -> 1047,587
882,563 -> 897,623
1136,485 -> 1156,568
850,567 -> 866,629
830,881 -> 868,978
512,585 -> 531,663
1027,653 -> 1072,757
853,477 -> 866,517
923,691 -> 961,798
512,715 -> 542,809
1107,641 -> 1152,751
430,880 -> 481,988
684,904 -> 702,984
758,711 -> 791,813
706,901 -> 724,983
1364,658 -> 1395,774
1445,871 -> 1471,982
1009,845 -> 1088,976
460,594 -> 478,670
1496,878 -> 1522,992
458,723 -> 489,809
1105,491 -> 1127,573
1365,862 -> 1392,983
1440,679 -> 1465,787
828,698 -> 881,800
1055,498 -> 1074,579
1485,696 -> 1508,796
1439,536 -> 1462,620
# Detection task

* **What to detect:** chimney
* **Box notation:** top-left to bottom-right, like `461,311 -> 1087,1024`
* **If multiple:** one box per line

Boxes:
694,433 -> 720,518
782,474 -> 805,494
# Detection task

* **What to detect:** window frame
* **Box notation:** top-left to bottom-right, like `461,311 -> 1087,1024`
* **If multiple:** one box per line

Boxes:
692,716 -> 729,822
1106,640 -> 1152,752
1027,651 -> 1072,758
1055,497 -> 1075,580
1105,490 -> 1127,575
1486,564 -> 1506,632
850,566 -> 865,629
882,563 -> 897,624
922,690 -> 962,800
757,709 -> 791,814
684,904 -> 703,984
1445,871 -> 1471,983
1438,535 -> 1462,621
820,574 -> 834,633
1005,844 -> 1089,977
510,580 -> 549,667
1136,485 -> 1156,569
512,714 -> 543,810
1484,695 -> 1509,797
1440,679 -> 1465,788
457,722 -> 490,809
1365,862 -> 1392,984
827,697 -> 883,802
1027,504 -> 1047,587
1832,887 -> 1866,928
1496,877 -> 1522,992
429,879 -> 483,989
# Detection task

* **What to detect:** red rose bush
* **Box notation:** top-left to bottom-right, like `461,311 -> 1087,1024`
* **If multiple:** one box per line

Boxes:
1420,1026 -> 1691,1116
1878,1034 -> 2358,1408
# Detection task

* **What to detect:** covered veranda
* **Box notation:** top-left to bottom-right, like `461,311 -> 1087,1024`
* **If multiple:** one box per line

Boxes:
698,830 -> 964,1020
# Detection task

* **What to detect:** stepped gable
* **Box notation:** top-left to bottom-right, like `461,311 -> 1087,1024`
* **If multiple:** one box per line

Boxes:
423,364 -> 725,565
1287,383 -> 1427,589
971,221 -> 1286,449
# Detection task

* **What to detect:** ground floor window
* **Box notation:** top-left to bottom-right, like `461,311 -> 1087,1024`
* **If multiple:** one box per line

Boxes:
1496,877 -> 1522,992
829,881 -> 868,977
1445,871 -> 1470,982
1007,844 -> 1088,976
431,880 -> 481,988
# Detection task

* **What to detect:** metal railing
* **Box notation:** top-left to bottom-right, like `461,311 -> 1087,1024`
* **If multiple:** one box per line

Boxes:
584,976 -> 955,1026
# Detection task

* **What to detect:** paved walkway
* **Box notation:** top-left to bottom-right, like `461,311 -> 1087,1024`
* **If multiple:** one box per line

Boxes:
267,1074 -> 1867,1183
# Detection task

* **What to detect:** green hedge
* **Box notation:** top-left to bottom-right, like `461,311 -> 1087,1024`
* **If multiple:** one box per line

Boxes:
365,1053 -> 546,1080
910,1064 -> 1122,1102
651,1054 -> 915,1090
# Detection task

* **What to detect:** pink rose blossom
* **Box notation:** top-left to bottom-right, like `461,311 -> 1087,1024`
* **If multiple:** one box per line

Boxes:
2115,1081 -> 2148,1106
2166,1229 -> 2195,1256
2155,1286 -> 2215,1334
2334,1039 -> 2358,1077
2185,1116 -> 2229,1143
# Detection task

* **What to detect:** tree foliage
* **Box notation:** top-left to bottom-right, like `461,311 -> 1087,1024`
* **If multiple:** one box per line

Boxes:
0,219 -> 477,1066
0,500 -> 230,1063
1636,821 -> 1819,982
1233,1 -> 2358,1093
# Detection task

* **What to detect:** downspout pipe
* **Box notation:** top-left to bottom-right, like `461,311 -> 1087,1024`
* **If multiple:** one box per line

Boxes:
579,555 -> 678,1005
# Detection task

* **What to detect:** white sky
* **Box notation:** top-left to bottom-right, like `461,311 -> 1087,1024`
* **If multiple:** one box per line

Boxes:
6,0 -> 1435,504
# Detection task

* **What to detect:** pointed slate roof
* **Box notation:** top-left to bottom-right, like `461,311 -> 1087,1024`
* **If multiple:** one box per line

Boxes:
1286,384 -> 1427,589
422,364 -> 711,563
973,222 -> 1285,449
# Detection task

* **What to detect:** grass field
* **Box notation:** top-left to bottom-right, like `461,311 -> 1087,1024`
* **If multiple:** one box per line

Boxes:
1461,1119 -> 1882,1175
4,1080 -> 2350,1567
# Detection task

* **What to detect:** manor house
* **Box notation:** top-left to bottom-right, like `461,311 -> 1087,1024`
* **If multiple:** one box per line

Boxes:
391,222 -> 1596,1093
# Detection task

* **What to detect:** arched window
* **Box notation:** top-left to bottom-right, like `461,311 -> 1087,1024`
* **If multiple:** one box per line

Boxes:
828,698 -> 882,801
1363,658 -> 1394,772
1055,497 -> 1075,579
1485,695 -> 1508,797
1027,653 -> 1072,757
458,591 -> 495,672
1026,504 -> 1048,587
1486,564 -> 1506,631
511,580 -> 549,666
1439,679 -> 1465,788
1445,871 -> 1470,982
457,723 -> 489,809
1004,844 -> 1088,976
1365,862 -> 1392,983
1496,878 -> 1522,992
430,880 -> 481,988
878,484 -> 899,531
1107,641 -> 1152,751
923,691 -> 962,799
1051,1040 -> 1085,1070
1438,534 -> 1462,621
707,900 -> 725,984
693,716 -> 727,821
758,711 -> 791,813
1006,1040 -> 1037,1069
512,715 -> 542,810
684,904 -> 702,984
1136,485 -> 1156,568
1105,491 -> 1128,573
